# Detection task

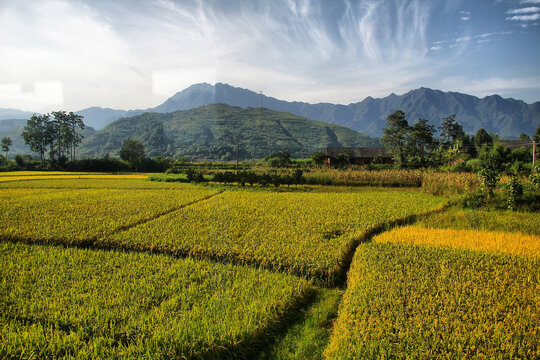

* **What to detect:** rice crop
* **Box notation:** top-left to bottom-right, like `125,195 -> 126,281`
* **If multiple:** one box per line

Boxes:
374,226 -> 540,257
0,185 -> 218,244
0,241 -> 311,359
0,177 -> 201,190
304,168 -> 424,187
324,242 -> 539,359
104,189 -> 446,284
416,207 -> 540,236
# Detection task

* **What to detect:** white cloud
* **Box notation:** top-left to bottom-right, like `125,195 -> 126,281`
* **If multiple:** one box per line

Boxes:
520,0 -> 540,3
507,7 -> 540,14
507,13 -> 540,20
430,45 -> 442,50
461,16 -> 470,21
455,36 -> 471,42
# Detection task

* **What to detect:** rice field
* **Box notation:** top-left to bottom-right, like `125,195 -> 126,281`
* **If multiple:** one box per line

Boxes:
103,190 -> 446,284
1,172 -> 537,359
0,185 -> 218,244
324,242 -> 539,359
0,241 -> 311,359
375,226 -> 540,257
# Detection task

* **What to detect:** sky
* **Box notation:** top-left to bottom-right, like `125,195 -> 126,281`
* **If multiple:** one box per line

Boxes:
1,0 -> 539,112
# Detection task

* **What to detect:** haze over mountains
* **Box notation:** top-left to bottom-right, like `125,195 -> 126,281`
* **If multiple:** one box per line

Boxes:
2,83 -> 538,139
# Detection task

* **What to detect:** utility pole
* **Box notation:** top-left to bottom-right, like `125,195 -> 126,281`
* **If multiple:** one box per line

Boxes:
236,142 -> 239,174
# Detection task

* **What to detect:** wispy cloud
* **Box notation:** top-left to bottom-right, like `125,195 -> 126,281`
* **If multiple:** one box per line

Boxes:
520,0 -> 540,4
507,6 -> 540,14
507,13 -> 540,21
461,16 -> 470,21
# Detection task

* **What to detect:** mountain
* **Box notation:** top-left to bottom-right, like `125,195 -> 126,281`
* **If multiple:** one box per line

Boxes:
78,104 -> 379,160
0,109 -> 37,121
156,84 -> 540,138
74,107 -> 145,130
0,119 -> 95,156
3,83 -> 539,137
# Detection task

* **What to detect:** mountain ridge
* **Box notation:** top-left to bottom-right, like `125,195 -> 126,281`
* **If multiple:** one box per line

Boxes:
78,104 -> 379,160
1,83 -> 538,137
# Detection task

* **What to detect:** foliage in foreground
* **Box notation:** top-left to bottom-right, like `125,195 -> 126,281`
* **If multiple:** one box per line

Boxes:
0,242 -> 311,359
103,190 -> 446,284
324,242 -> 539,359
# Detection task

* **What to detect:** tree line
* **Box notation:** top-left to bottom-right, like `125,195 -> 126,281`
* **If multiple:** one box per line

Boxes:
21,111 -> 85,164
381,110 -> 538,171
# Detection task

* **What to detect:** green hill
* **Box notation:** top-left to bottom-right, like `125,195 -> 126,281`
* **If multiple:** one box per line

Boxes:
79,104 -> 379,160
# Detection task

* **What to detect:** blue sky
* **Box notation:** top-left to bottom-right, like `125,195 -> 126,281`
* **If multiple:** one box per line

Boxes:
1,0 -> 539,112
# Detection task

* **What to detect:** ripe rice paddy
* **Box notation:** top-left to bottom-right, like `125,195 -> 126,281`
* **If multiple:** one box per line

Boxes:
1,173 -> 537,359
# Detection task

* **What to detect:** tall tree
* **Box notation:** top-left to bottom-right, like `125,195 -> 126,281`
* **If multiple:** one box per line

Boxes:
439,114 -> 465,148
120,139 -> 146,168
474,128 -> 493,151
21,114 -> 50,162
381,110 -> 409,168
1,137 -> 12,161
407,119 -> 437,167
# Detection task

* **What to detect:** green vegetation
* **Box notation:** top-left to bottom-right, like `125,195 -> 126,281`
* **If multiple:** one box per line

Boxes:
325,242 -> 539,359
0,241 -> 311,359
78,104 -> 379,160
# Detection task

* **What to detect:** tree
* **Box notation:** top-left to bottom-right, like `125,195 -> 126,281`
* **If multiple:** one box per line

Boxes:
474,128 -> 492,151
381,110 -> 409,168
21,114 -> 49,162
439,114 -> 465,148
407,119 -> 437,167
264,151 -> 293,167
311,151 -> 328,166
519,133 -> 531,140
21,112 -> 85,164
1,137 -> 12,161
120,139 -> 146,168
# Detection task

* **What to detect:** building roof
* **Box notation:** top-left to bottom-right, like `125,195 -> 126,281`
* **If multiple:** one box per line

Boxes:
496,140 -> 533,150
326,147 -> 391,158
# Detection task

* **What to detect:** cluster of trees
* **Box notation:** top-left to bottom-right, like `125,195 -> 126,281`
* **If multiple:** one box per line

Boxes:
21,111 -> 85,164
381,110 -> 538,171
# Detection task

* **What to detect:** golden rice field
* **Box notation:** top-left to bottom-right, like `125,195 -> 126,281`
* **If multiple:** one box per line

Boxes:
0,185 -> 218,243
0,171 -> 147,182
103,189 -> 446,284
0,241 -> 311,359
1,172 -> 538,359
375,226 -> 540,257
325,242 -> 539,359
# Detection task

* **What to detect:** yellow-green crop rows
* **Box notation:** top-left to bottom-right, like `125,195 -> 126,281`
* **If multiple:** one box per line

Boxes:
104,190 -> 446,284
375,226 -> 540,257
0,241 -> 311,359
324,242 -> 539,359
0,184 -> 218,244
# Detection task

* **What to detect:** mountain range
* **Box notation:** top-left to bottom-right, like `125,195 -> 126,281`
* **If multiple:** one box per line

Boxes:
78,104 -> 378,160
2,83 -> 538,138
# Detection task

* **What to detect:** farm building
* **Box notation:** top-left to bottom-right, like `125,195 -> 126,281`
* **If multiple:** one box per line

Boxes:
326,147 -> 393,165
